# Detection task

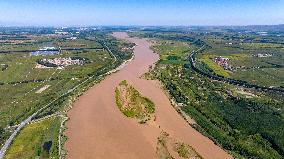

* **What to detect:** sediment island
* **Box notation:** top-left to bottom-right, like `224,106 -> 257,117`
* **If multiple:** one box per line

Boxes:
64,32 -> 232,159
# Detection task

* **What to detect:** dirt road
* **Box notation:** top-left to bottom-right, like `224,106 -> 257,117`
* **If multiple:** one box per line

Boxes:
64,32 -> 232,159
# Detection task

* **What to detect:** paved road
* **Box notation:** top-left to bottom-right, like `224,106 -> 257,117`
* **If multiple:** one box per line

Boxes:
0,108 -> 42,158
0,42 -> 117,159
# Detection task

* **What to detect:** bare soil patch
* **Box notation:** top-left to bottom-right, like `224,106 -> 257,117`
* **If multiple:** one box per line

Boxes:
35,85 -> 50,93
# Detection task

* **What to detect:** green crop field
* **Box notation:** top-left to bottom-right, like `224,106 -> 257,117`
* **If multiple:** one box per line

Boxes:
4,117 -> 61,159
199,54 -> 230,77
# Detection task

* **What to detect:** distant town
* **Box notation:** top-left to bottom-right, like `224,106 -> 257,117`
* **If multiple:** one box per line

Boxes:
36,57 -> 85,69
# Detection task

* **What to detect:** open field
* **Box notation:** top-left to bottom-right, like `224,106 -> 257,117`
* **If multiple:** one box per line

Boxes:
4,117 -> 60,159
136,26 -> 284,88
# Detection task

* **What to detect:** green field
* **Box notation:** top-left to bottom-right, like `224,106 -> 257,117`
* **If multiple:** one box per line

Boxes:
199,54 -> 230,77
5,117 -> 60,159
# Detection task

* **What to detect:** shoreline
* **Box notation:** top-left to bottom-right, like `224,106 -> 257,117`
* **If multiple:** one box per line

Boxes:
64,32 -> 232,159
0,39 -> 134,159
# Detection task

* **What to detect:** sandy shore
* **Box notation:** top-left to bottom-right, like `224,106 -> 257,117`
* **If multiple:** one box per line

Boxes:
64,32 -> 232,159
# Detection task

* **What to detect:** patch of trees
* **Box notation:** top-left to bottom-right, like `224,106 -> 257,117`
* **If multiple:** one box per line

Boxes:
167,55 -> 179,61
0,126 -> 10,146
98,38 -> 133,64
7,77 -> 60,85
37,59 -> 57,67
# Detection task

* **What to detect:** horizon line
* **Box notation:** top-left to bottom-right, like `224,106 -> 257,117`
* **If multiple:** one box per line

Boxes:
0,24 -> 284,28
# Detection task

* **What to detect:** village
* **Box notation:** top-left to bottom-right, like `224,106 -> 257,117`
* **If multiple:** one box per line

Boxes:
36,57 -> 84,69
213,56 -> 232,71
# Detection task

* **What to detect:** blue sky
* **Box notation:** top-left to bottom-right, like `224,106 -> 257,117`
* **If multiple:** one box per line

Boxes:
0,0 -> 283,26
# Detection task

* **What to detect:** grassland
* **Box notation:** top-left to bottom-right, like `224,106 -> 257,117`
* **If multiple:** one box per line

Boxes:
115,80 -> 155,123
4,117 -> 60,159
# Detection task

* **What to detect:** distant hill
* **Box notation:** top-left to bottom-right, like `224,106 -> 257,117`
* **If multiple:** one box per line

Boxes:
232,24 -> 284,32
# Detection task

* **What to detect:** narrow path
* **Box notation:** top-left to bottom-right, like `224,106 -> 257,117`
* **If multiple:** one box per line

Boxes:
64,32 -> 233,159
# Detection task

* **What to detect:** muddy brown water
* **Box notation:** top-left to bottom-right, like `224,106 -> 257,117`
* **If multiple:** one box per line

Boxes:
64,32 -> 233,159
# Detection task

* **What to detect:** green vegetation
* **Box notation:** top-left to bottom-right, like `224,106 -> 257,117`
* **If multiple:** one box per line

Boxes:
154,58 -> 284,159
199,31 -> 284,87
152,40 -> 191,61
156,131 -> 202,159
135,27 -> 284,87
175,143 -> 189,158
156,132 -> 173,159
5,117 -> 60,159
143,31 -> 284,159
199,54 -> 230,77
0,28 -> 133,150
115,80 -> 155,123
2,26 -> 284,159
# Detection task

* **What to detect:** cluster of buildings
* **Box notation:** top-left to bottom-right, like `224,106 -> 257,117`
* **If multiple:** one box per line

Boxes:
37,57 -> 84,68
213,56 -> 232,70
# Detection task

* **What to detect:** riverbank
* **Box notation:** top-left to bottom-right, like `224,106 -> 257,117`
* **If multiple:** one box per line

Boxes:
64,32 -> 232,159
